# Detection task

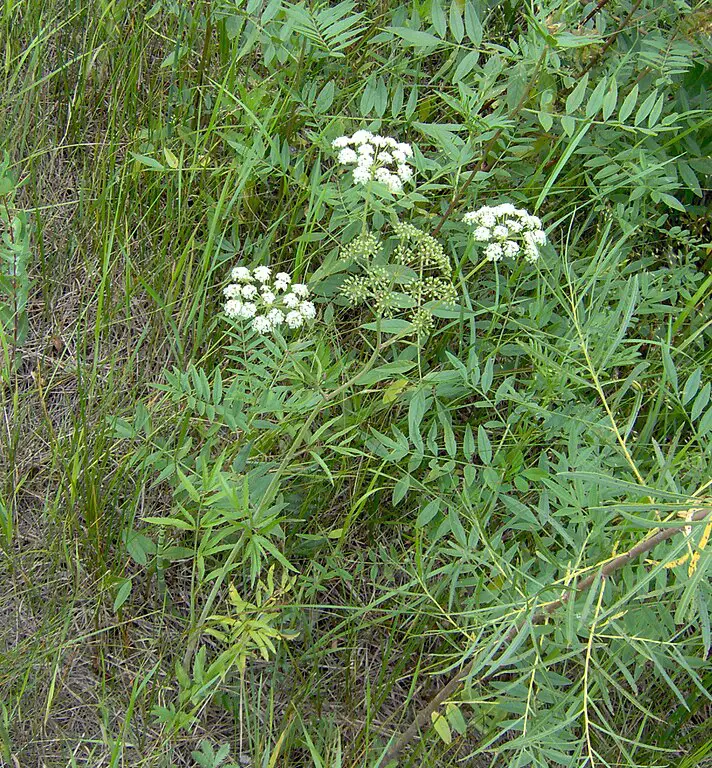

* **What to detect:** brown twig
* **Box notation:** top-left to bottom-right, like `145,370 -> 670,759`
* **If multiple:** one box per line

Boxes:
379,507 -> 711,766
579,0 -> 643,77
581,0 -> 612,26
430,47 -> 548,237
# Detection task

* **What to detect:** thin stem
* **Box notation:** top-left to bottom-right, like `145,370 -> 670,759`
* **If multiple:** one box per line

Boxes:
568,290 -> 645,485
581,0 -> 612,26
579,0 -> 643,77
361,186 -> 372,233
377,507 -> 711,766
460,254 -> 490,284
431,46 -> 548,238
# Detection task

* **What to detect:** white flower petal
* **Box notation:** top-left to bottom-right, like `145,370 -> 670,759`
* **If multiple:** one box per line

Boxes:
224,284 -> 242,299
253,266 -> 271,283
224,299 -> 243,318
252,315 -> 272,333
231,266 -> 252,282
338,147 -> 358,165
298,301 -> 316,320
351,130 -> 373,144
286,310 -> 304,328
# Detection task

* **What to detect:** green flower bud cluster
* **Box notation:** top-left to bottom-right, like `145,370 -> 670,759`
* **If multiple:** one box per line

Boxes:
410,276 -> 458,305
339,231 -> 380,263
392,221 -> 452,278
338,221 -> 458,336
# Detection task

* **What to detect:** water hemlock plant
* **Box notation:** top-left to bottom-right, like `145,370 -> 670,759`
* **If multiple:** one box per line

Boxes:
1,0 -> 711,766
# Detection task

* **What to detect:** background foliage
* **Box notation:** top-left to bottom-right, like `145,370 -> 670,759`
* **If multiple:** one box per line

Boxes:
0,0 -> 710,766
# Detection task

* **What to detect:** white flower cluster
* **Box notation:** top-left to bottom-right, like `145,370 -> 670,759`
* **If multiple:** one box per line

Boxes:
463,204 -> 547,263
332,131 -> 414,194
223,266 -> 315,333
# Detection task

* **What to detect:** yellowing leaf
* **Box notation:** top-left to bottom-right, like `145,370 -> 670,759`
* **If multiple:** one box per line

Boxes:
163,147 -> 179,169
431,711 -> 452,744
382,378 -> 409,404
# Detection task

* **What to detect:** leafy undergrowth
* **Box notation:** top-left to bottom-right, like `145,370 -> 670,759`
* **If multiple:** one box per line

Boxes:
0,1 -> 710,766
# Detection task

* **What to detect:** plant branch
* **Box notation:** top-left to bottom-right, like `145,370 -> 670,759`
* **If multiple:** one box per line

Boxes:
431,47 -> 548,237
581,0 -> 612,26
579,0 -> 643,77
379,507 -> 712,766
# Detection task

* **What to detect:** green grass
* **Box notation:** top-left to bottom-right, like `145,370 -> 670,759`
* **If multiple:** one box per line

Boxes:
1,0 -> 711,766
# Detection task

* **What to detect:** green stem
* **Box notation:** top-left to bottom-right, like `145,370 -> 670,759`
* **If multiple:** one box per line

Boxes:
461,254 -> 490,284
361,186 -> 372,233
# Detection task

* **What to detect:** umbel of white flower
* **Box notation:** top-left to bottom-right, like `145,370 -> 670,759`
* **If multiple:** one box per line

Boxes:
332,131 -> 414,194
223,266 -> 315,334
463,204 -> 547,263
